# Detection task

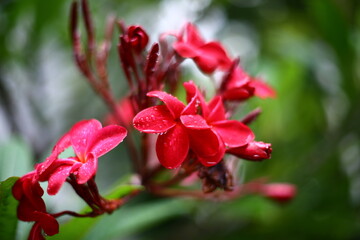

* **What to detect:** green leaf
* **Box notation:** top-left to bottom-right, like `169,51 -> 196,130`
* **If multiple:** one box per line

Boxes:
0,136 -> 33,181
49,182 -> 144,240
84,199 -> 195,240
0,177 -> 20,240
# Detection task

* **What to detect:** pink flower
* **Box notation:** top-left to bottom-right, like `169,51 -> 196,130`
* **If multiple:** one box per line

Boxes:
133,84 -> 223,169
173,23 -> 232,74
221,66 -> 276,101
12,171 -> 59,240
36,119 -> 127,195
227,141 -> 272,161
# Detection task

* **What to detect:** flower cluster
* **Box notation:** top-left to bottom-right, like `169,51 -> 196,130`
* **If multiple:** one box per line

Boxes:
13,1 -> 295,239
13,119 -> 127,239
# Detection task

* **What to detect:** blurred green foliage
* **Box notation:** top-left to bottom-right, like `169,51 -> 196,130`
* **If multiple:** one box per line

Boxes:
1,0 -> 360,239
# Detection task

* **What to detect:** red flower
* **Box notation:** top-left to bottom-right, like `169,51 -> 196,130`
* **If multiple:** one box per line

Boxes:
173,23 -> 232,74
221,66 -> 276,101
183,81 -> 255,148
12,171 -> 59,240
227,141 -> 272,161
133,81 -> 256,169
36,119 -> 127,195
133,84 -> 223,169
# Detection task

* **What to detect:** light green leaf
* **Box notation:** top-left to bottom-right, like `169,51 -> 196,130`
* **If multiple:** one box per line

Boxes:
0,136 -> 33,181
0,177 -> 20,240
49,182 -> 144,240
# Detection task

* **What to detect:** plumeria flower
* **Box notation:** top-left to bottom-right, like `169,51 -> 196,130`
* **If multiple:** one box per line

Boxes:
36,119 -> 127,195
12,171 -> 59,240
133,83 -> 224,169
133,81 -> 256,169
173,23 -> 232,74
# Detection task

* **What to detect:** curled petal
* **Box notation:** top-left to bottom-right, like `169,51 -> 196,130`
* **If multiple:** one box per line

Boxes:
188,128 -> 220,158
147,91 -> 185,119
213,120 -> 254,147
29,222 -> 45,240
37,133 -> 71,176
184,22 -> 204,46
249,79 -> 276,99
70,119 -> 102,159
227,141 -> 272,161
133,105 -> 176,133
33,212 -> 59,236
86,125 -> 127,157
183,81 -> 207,116
180,115 -> 210,129
47,163 -> 81,195
197,134 -> 225,166
76,153 -> 97,184
156,124 -> 189,169
207,96 -> 226,122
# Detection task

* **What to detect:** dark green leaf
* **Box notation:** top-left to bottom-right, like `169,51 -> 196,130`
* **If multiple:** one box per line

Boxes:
0,177 -> 20,240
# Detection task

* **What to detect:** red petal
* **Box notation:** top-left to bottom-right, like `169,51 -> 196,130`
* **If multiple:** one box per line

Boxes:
180,115 -> 210,129
213,120 -> 254,147
29,222 -> 45,240
86,125 -> 127,157
173,42 -> 198,58
222,87 -> 254,101
156,124 -> 189,169
33,212 -> 59,236
47,164 -> 80,195
185,23 -> 204,46
133,105 -> 176,133
76,153 -> 97,184
37,132 -> 72,176
147,91 -> 185,119
197,134 -> 225,166
188,128 -> 220,157
249,79 -> 276,98
70,119 -> 102,159
194,55 -> 218,74
182,81 -> 208,116
198,42 -> 232,69
207,96 -> 226,122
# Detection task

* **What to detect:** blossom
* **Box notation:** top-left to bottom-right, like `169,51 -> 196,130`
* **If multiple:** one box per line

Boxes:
133,81 -> 256,169
133,84 -> 224,169
36,119 -> 127,195
12,171 -> 59,240
227,141 -> 272,161
173,23 -> 232,74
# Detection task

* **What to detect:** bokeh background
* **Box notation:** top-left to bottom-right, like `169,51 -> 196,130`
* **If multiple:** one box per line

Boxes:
1,0 -> 360,239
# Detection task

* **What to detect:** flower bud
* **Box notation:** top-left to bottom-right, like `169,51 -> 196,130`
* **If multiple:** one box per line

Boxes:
127,25 -> 149,52
227,141 -> 272,161
261,183 -> 296,203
